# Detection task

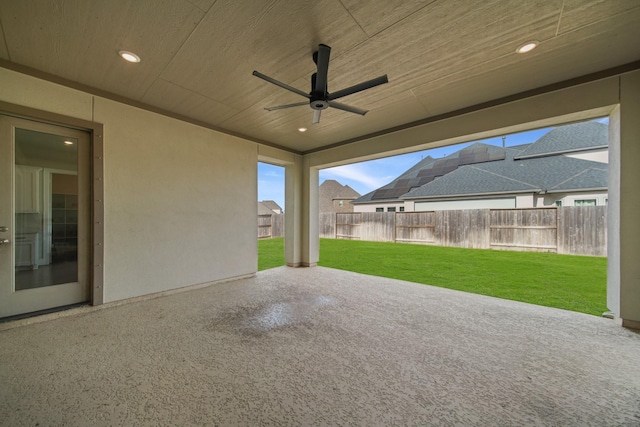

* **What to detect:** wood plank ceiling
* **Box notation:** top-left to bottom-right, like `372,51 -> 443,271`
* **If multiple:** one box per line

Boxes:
0,0 -> 639,153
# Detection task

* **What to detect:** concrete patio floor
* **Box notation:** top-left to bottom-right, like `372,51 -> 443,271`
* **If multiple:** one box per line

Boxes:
1,266 -> 639,426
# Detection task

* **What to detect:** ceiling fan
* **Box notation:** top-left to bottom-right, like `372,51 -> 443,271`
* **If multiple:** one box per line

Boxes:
253,44 -> 388,124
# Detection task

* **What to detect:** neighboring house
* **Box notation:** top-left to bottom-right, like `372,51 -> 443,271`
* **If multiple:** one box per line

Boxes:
259,200 -> 283,214
353,121 -> 608,212
319,180 -> 361,213
258,201 -> 276,216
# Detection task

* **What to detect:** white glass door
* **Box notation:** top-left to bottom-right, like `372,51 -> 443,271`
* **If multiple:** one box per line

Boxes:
0,116 -> 90,318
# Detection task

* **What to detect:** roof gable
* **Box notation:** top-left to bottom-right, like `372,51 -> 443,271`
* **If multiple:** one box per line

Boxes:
320,180 -> 361,200
514,121 -> 608,159
260,200 -> 282,212
353,144 -> 509,204
258,202 -> 275,215
319,180 -> 362,212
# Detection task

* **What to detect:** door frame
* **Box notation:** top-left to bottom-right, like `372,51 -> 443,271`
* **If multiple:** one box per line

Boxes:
0,100 -> 104,307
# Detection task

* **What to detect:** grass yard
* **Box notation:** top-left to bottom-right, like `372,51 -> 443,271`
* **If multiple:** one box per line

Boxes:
258,237 -> 288,271
258,237 -> 608,316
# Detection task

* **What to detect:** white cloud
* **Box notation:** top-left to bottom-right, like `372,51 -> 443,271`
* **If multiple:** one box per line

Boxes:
322,164 -> 393,192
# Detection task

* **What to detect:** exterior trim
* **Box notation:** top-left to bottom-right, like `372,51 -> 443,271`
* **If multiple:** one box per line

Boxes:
401,189 -> 541,201
514,145 -> 608,160
546,187 -> 607,194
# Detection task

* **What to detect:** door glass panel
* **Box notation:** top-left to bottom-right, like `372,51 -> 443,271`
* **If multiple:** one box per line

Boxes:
14,128 -> 78,290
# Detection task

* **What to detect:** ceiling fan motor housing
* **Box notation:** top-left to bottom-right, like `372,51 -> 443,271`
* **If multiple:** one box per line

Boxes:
311,99 -> 329,110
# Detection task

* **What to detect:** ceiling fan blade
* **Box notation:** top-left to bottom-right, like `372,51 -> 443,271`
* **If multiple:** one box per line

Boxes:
328,101 -> 368,116
314,44 -> 331,94
313,110 -> 321,124
253,71 -> 310,99
264,101 -> 309,111
328,75 -> 389,100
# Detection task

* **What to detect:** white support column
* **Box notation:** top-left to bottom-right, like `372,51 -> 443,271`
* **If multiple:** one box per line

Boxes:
284,155 -> 319,267
301,158 -> 319,267
607,106 -> 621,317
284,155 -> 302,267
608,70 -> 640,330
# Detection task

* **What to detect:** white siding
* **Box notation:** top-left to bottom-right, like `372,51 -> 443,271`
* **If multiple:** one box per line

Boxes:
541,191 -> 608,207
415,197 -> 515,211
516,194 -> 535,208
353,202 -> 405,213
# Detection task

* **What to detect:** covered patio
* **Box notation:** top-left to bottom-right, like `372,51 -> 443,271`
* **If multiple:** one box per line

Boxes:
1,2 -> 640,424
2,266 -> 639,425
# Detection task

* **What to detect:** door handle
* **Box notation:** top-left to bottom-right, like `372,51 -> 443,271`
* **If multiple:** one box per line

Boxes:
0,239 -> 9,245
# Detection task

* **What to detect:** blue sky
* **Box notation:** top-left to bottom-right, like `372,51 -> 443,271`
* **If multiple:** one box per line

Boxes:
258,119 -> 608,209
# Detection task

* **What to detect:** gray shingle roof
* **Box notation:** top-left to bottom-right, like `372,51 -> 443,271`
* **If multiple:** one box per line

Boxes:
402,149 -> 607,199
547,168 -> 608,193
514,121 -> 607,159
355,120 -> 608,204
353,143 -> 511,204
401,164 -> 540,198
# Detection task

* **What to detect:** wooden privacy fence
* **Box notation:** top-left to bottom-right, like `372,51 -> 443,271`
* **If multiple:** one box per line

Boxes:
336,212 -> 396,241
258,214 -> 285,239
258,214 -> 273,239
336,212 -> 361,239
320,206 -> 607,256
490,208 -> 558,251
395,211 -> 436,244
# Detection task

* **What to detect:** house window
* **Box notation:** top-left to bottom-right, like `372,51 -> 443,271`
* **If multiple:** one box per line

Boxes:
399,206 -> 405,212
387,207 -> 396,212
555,201 -> 562,207
575,199 -> 596,206
375,207 -> 384,212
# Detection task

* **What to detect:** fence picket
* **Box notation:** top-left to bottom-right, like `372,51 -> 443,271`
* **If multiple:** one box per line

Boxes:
316,206 -> 607,256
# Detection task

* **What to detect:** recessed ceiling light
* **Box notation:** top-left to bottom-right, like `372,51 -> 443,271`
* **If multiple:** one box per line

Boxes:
64,140 -> 74,145
516,41 -> 539,54
298,127 -> 307,132
119,50 -> 141,63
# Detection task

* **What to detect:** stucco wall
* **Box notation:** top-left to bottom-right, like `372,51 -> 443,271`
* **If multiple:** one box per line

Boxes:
1,68 -> 258,303
95,98 -> 257,302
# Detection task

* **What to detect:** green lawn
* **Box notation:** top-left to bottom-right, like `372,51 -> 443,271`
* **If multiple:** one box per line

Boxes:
258,237 -> 287,271
258,237 -> 607,316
